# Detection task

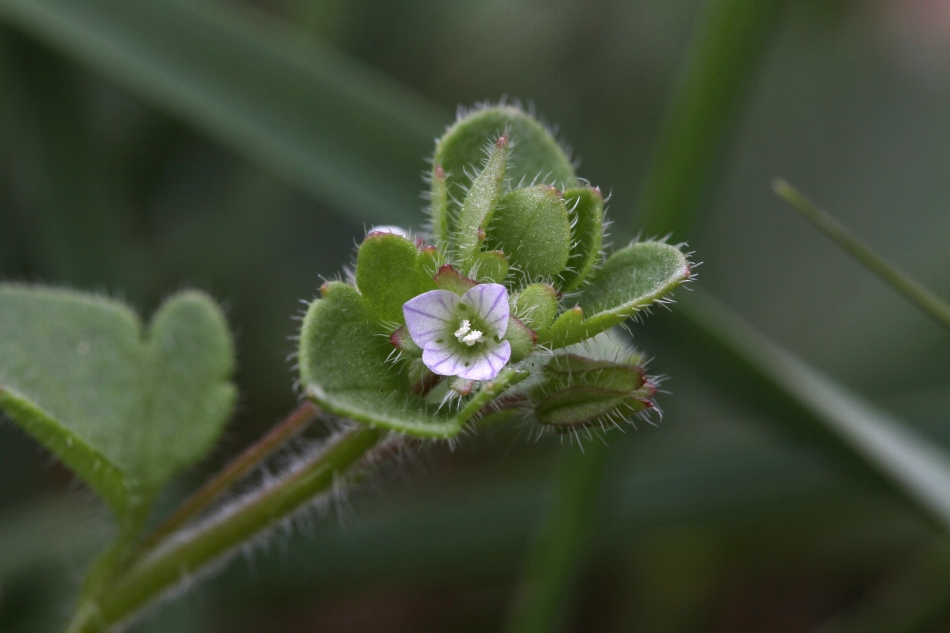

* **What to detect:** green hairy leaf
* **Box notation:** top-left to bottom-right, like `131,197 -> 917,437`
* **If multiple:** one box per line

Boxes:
299,282 -> 526,438
356,232 -> 438,325
559,187 -> 605,292
537,241 -> 691,348
431,105 -> 577,246
455,136 -> 509,266
486,185 -> 572,282
0,286 -> 236,516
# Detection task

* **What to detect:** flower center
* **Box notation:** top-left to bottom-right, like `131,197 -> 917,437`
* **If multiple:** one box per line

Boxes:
453,319 -> 485,346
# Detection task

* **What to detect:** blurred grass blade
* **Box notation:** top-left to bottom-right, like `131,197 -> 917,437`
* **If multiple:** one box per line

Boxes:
0,0 -> 448,226
503,443 -> 608,633
635,0 -> 781,237
774,179 -> 950,334
683,292 -> 950,529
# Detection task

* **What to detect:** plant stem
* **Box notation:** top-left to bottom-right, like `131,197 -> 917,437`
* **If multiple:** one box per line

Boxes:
502,442 -> 610,633
140,401 -> 319,550
64,424 -> 386,633
773,179 -> 950,334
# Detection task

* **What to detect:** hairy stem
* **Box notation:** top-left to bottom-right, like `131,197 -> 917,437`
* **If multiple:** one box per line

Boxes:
140,401 -> 320,550
64,424 -> 386,633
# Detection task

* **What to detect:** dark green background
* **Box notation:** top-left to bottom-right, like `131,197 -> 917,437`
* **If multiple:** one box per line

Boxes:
2,1 -> 950,631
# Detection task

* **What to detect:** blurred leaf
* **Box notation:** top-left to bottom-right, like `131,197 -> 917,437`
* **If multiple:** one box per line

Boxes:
636,0 -> 782,237
0,32 -> 128,287
503,443 -> 609,633
0,0 -> 448,226
0,286 -> 236,516
682,292 -> 950,530
299,281 -> 526,437
431,105 -> 576,246
774,179 -> 950,334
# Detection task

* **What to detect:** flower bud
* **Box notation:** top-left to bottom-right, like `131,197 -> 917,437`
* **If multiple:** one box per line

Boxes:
530,354 -> 656,428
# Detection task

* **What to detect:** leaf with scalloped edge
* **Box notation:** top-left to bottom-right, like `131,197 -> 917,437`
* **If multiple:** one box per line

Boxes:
0,286 -> 236,517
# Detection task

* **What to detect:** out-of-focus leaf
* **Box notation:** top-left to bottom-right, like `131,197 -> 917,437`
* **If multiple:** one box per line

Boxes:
635,0 -> 782,236
774,179 -> 950,334
682,292 -> 950,530
0,286 -> 236,516
0,0 -> 448,226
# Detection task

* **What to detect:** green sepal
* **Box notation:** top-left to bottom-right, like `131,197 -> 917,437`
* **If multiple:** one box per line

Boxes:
433,265 -> 477,296
534,387 -> 653,428
299,282 -> 528,438
531,354 -> 656,428
559,187 -> 604,292
0,286 -> 236,518
536,242 -> 691,348
355,232 -> 437,325
512,283 -> 558,331
485,185 -> 571,282
430,105 -> 577,251
535,306 -> 585,349
456,136 -> 508,267
504,317 -> 537,363
469,250 -> 509,283
390,325 -> 422,357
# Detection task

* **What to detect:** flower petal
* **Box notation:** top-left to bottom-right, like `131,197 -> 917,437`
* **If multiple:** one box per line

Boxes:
460,283 -> 509,338
403,290 -> 460,347
456,340 -> 512,381
422,341 -> 466,377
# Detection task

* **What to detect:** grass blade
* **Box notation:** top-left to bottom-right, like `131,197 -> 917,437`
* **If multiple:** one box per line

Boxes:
774,179 -> 950,334
0,0 -> 449,226
682,292 -> 950,530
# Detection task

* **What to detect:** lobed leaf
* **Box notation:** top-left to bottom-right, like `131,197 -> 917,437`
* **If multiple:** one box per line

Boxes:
0,286 -> 236,516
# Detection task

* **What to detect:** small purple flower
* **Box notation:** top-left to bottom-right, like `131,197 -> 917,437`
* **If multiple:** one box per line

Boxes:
403,284 -> 511,381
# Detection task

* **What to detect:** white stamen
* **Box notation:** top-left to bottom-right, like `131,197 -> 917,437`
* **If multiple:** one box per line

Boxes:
462,330 -> 484,346
454,320 -> 471,340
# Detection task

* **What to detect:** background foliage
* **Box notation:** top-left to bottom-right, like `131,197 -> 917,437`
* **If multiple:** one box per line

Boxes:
2,0 -> 950,631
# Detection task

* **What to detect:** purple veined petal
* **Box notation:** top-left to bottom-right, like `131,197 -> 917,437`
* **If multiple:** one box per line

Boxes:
422,341 -> 466,377
460,283 -> 509,339
456,340 -> 511,381
403,290 -> 460,347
